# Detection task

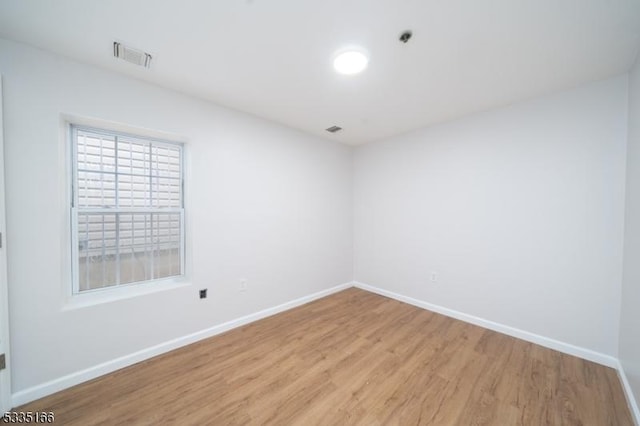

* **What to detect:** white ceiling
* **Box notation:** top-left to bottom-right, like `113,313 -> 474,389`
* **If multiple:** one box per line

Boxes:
1,0 -> 639,145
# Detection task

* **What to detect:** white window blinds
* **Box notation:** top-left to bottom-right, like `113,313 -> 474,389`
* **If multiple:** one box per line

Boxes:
71,126 -> 184,293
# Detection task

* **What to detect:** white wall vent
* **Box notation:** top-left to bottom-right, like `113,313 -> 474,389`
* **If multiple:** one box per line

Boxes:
113,42 -> 152,68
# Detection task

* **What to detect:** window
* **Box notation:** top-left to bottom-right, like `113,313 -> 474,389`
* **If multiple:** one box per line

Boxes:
71,125 -> 184,293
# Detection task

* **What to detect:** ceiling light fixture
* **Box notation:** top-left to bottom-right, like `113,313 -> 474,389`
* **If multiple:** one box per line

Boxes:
333,50 -> 368,75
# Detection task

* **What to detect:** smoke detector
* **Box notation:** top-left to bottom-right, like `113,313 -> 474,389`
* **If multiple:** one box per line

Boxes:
113,42 -> 152,68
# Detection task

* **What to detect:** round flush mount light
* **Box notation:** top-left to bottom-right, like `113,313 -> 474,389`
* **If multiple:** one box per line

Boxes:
333,50 -> 369,75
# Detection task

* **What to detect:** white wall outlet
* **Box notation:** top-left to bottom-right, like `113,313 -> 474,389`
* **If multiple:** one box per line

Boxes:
430,272 -> 438,283
239,279 -> 247,292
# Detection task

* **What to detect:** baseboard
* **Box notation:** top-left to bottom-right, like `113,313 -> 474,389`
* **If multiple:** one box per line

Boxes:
617,360 -> 640,425
353,282 -> 618,368
11,282 -> 353,407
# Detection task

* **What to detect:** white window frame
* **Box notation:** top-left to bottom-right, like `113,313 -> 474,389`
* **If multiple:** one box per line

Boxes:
70,124 -> 186,295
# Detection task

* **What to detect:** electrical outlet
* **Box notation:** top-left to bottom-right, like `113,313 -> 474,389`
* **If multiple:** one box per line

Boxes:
430,272 -> 438,283
239,279 -> 247,292
199,289 -> 207,299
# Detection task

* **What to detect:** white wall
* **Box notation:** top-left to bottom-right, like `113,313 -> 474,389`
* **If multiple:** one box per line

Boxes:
620,56 -> 640,411
354,76 -> 628,356
0,38 -> 353,395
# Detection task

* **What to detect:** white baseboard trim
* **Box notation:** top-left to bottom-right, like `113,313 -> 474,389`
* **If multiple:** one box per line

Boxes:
353,282 -> 618,368
12,282 -> 353,407
617,360 -> 640,425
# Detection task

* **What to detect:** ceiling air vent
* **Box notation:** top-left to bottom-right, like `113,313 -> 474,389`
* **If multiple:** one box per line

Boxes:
326,126 -> 343,133
113,42 -> 152,68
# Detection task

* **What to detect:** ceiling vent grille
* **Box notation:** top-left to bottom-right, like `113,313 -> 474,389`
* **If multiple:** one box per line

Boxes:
326,126 -> 343,133
113,42 -> 152,68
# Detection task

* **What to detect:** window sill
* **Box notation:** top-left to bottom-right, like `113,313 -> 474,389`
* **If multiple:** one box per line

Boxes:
62,277 -> 191,310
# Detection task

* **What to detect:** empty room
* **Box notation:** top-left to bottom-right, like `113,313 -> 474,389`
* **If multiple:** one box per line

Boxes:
0,0 -> 639,424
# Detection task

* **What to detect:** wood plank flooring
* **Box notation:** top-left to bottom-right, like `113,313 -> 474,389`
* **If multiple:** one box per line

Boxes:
18,288 -> 634,425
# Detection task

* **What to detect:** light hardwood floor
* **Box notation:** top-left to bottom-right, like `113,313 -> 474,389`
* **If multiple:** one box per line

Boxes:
19,288 -> 634,425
